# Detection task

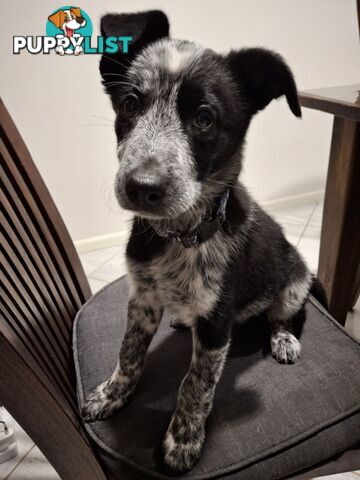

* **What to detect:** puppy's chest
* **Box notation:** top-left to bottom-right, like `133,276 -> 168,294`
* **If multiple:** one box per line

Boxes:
148,242 -> 226,321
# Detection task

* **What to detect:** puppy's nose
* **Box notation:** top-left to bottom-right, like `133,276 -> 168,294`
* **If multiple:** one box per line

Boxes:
125,171 -> 166,208
76,16 -> 84,23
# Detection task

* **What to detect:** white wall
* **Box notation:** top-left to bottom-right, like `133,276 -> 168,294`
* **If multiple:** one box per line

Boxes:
1,0 -> 359,243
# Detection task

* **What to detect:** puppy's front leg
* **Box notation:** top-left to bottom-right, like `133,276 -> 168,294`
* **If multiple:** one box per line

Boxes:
82,289 -> 162,422
161,320 -> 230,474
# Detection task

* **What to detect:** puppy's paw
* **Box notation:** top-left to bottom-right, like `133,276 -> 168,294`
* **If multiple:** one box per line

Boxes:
81,379 -> 129,422
271,331 -> 301,364
159,424 -> 204,475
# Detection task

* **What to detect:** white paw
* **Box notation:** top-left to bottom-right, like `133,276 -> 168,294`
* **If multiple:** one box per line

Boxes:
161,425 -> 204,474
271,331 -> 301,364
81,379 -> 129,422
74,45 -> 83,55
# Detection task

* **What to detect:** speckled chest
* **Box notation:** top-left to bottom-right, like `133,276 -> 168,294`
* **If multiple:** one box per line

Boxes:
130,234 -> 232,323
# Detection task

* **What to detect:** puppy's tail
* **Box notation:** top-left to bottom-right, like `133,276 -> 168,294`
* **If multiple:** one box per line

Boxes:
309,275 -> 328,310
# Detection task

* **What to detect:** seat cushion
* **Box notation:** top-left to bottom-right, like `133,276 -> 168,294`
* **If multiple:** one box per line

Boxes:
73,276 -> 360,479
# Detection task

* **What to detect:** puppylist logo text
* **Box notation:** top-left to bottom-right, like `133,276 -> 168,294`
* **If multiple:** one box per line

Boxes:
13,6 -> 132,56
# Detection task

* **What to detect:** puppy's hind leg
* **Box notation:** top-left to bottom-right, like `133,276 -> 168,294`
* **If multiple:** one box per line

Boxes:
268,273 -> 311,364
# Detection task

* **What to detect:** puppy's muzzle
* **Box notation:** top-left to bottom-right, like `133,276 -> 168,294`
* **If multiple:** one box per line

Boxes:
125,167 -> 166,210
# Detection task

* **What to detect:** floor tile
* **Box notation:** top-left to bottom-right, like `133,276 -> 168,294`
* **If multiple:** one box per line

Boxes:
297,236 -> 320,274
88,277 -> 109,294
279,223 -> 304,246
0,410 -> 34,480
312,473 -> 360,479
90,248 -> 127,282
7,446 -> 60,480
79,246 -> 122,276
345,298 -> 360,341
267,202 -> 316,228
309,200 -> 323,229
296,203 -> 322,274
267,202 -> 317,247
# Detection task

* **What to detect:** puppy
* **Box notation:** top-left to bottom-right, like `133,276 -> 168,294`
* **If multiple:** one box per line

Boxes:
82,10 -> 325,474
48,7 -> 86,38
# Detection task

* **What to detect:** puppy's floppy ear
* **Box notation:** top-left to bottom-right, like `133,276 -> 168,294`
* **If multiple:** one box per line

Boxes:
227,48 -> 301,117
99,10 -> 169,95
70,7 -> 82,18
48,10 -> 64,29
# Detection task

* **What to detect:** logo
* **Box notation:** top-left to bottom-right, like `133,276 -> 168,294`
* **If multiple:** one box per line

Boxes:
46,6 -> 92,55
13,6 -> 132,56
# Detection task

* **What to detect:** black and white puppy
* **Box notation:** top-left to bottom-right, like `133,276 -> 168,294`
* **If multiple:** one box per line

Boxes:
82,10 -> 325,475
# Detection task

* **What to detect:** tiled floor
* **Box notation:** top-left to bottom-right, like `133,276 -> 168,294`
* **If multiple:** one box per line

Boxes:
1,200 -> 359,479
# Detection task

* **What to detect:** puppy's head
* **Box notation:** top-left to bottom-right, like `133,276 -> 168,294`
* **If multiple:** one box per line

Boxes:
100,11 -> 301,220
48,7 -> 86,37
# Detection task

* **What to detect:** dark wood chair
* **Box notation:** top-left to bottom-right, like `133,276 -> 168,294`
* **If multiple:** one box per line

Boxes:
1,98 -> 359,479
298,84 -> 360,326
0,97 -> 106,480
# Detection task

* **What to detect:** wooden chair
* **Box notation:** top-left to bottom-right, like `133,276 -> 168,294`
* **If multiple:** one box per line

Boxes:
0,97 -> 106,480
1,98 -> 359,480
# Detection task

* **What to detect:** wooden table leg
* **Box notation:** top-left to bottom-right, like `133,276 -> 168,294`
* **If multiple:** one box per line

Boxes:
318,116 -> 360,326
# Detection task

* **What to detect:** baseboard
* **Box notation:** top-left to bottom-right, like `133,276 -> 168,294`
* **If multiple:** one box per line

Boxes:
75,230 -> 129,253
74,190 -> 324,253
261,189 -> 324,212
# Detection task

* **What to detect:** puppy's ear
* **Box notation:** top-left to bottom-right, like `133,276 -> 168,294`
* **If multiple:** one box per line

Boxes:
48,10 -> 64,29
70,7 -> 82,18
227,48 -> 301,117
99,10 -> 169,95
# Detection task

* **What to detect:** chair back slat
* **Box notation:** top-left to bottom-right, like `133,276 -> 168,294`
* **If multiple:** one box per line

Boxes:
1,271 -> 77,405
0,97 -> 91,420
1,162 -> 76,321
0,107 -> 91,303
1,208 -> 72,352
1,186 -> 75,320
1,244 -> 72,370
1,139 -> 85,311
0,307 -> 76,418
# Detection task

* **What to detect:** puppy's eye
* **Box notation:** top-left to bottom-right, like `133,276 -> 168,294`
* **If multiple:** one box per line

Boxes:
123,94 -> 140,117
194,106 -> 214,130
64,15 -> 69,21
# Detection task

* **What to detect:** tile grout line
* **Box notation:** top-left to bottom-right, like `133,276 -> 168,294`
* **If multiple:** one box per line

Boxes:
4,444 -> 35,480
85,248 -> 124,278
296,201 -> 319,247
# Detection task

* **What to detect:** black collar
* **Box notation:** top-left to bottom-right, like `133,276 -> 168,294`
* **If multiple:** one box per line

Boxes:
165,189 -> 230,248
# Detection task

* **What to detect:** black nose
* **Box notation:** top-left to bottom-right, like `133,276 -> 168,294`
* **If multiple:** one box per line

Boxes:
76,16 -> 84,23
125,171 -> 166,209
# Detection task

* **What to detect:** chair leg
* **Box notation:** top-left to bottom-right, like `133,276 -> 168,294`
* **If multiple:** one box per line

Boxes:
317,116 -> 360,326
0,334 -> 107,480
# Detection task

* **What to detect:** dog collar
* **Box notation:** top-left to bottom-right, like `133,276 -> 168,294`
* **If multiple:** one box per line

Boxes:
166,189 -> 230,248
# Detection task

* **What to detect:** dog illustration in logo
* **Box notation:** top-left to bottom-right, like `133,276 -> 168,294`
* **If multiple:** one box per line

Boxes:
48,7 -> 86,55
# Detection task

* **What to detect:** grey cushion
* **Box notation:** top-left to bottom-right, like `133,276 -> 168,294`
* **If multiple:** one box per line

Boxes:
73,276 -> 360,479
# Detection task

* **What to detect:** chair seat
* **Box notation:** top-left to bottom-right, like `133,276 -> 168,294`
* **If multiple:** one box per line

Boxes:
73,276 -> 360,479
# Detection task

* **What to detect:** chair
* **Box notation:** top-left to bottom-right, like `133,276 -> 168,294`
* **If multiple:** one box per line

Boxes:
1,98 -> 360,479
0,97 -> 105,480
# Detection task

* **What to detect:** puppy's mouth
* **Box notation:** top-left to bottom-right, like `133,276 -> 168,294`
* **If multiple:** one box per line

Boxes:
65,26 -> 74,37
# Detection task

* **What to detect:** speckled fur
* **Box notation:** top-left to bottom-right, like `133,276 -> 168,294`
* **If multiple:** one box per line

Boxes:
81,10 -> 323,475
